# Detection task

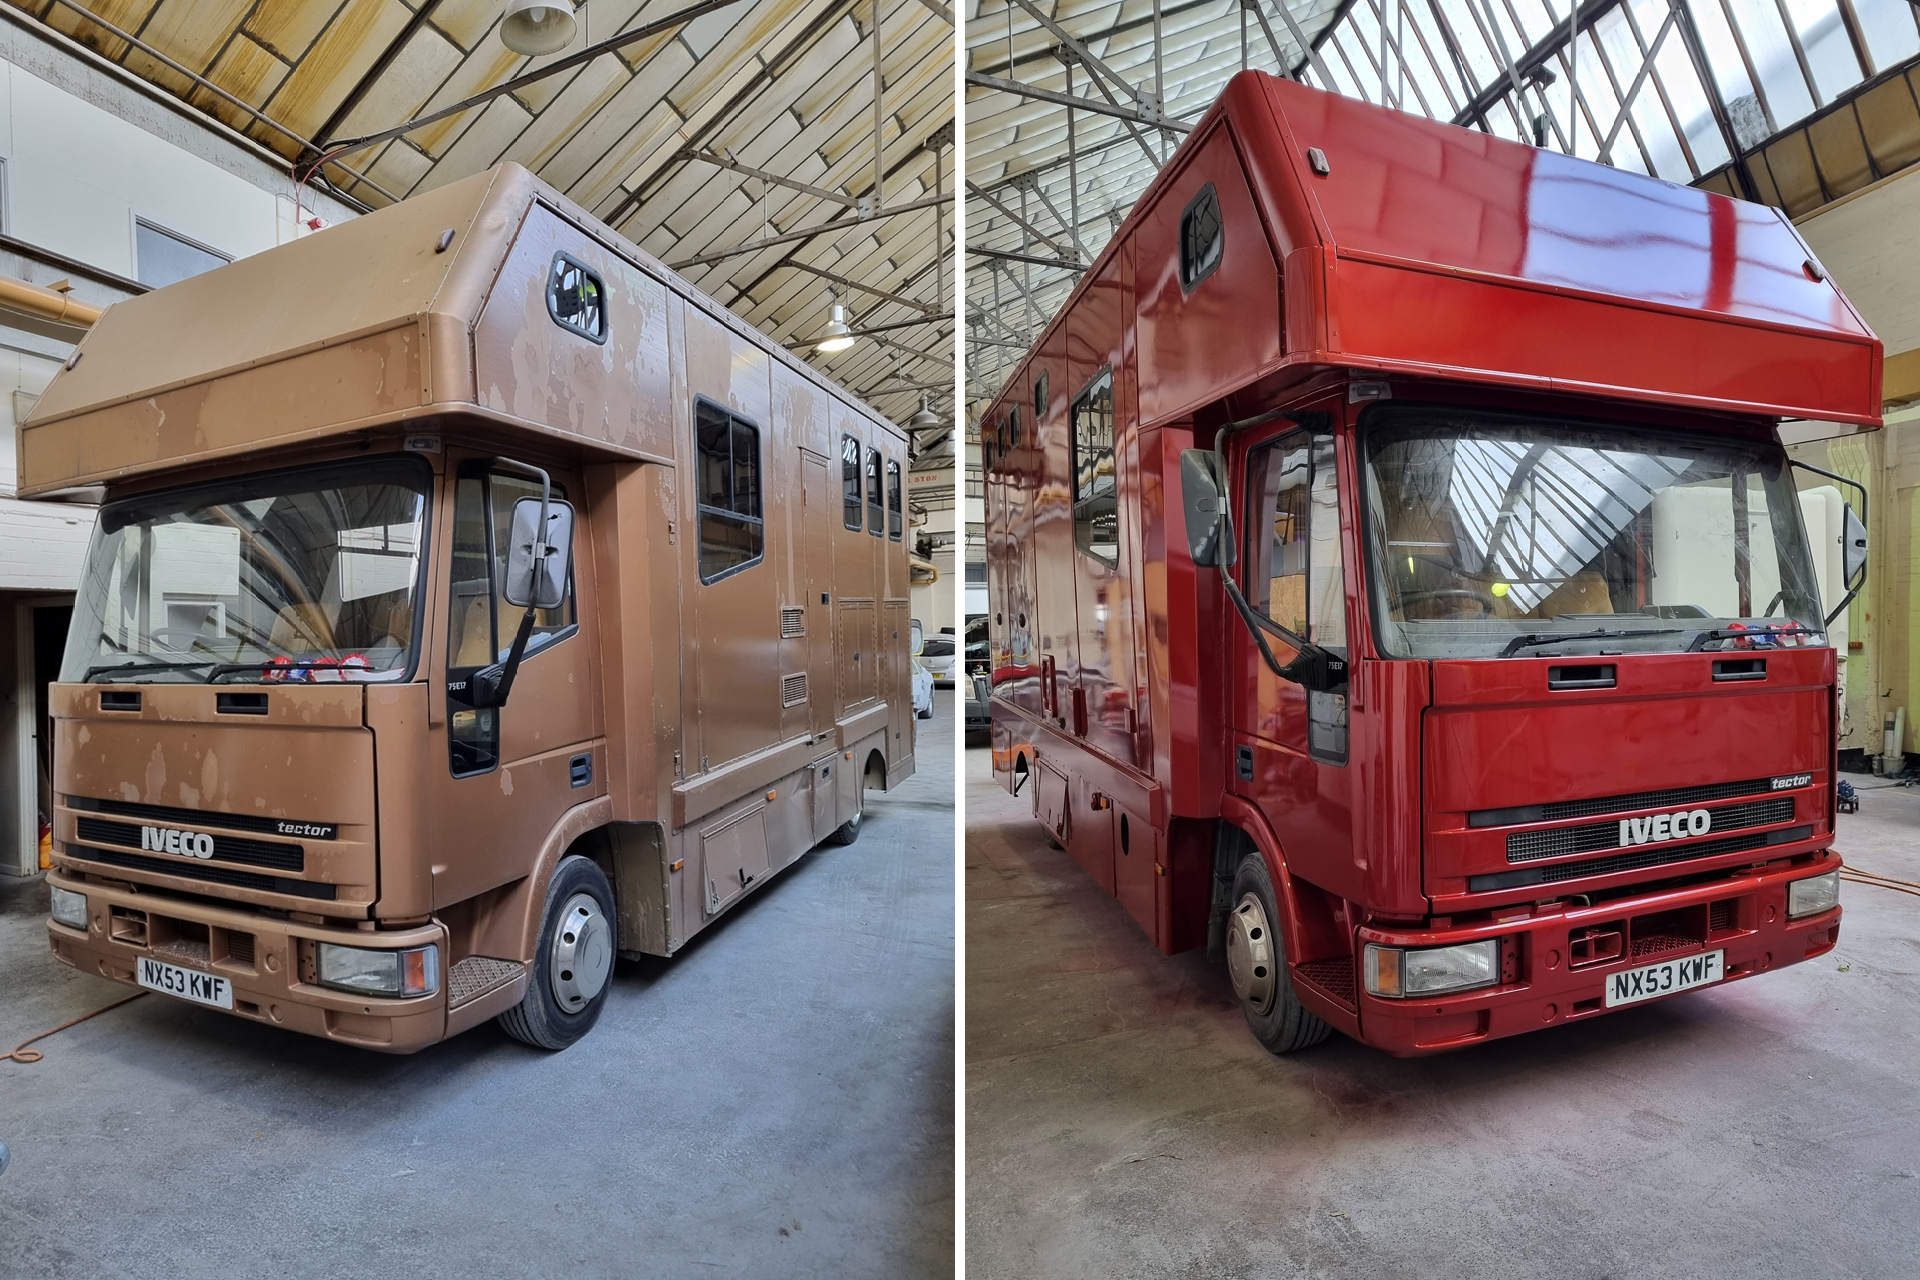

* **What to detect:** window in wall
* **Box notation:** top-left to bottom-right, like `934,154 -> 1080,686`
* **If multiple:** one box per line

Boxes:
1071,368 -> 1117,566
1180,184 -> 1224,291
842,433 -> 863,530
1009,406 -> 1022,448
1033,370 -> 1049,420
546,252 -> 607,343
887,458 -> 903,540
866,446 -> 884,537
135,218 -> 230,289
695,398 -> 763,581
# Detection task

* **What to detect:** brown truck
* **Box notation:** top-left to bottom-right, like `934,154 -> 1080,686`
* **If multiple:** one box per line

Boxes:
18,163 -> 917,1053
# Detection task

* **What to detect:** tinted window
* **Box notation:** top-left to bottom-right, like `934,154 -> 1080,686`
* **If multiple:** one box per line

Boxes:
842,433 -> 863,530
1180,184 -> 1223,290
887,458 -> 903,541
1033,371 -> 1049,420
696,399 -> 763,581
547,252 -> 607,342
866,447 -> 884,537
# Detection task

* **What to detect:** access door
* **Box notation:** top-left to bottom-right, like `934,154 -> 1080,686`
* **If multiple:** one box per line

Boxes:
800,449 -> 834,739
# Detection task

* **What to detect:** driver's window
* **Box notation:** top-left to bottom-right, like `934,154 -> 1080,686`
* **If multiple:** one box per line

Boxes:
1246,431 -> 1345,650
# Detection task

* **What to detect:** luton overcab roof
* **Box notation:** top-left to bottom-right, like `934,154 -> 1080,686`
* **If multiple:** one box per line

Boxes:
1049,73 -> 1883,427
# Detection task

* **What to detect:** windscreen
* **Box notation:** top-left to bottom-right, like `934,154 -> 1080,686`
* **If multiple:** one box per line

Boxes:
63,457 -> 432,684
1362,409 -> 1827,659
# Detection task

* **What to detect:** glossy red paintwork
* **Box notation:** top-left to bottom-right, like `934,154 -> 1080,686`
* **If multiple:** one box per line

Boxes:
982,72 -> 1873,1055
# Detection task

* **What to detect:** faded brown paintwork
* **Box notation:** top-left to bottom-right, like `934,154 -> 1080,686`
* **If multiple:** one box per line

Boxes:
28,163 -> 916,1053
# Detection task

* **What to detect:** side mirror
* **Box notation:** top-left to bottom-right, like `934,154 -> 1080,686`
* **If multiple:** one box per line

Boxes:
502,496 -> 574,610
1842,501 -> 1867,586
1179,448 -> 1227,568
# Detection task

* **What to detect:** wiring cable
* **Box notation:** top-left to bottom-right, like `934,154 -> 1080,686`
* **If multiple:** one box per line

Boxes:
2,992 -> 146,1064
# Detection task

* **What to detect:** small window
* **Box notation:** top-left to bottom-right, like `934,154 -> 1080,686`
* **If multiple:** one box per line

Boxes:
887,458 -> 903,541
866,447 -> 884,537
983,435 -> 995,470
1180,184 -> 1223,291
135,218 -> 230,289
1033,370 -> 1049,420
998,420 -> 1010,457
546,252 -> 607,343
695,398 -> 763,581
842,433 -> 863,530
1009,406 -> 1021,448
1071,368 -> 1117,566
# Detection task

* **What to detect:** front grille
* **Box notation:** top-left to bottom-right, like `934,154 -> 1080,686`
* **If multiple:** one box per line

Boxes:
1470,776 -> 1783,828
74,817 -> 304,872
1506,797 -> 1795,863
1468,825 -> 1813,893
65,845 -> 336,900
68,795 -> 337,840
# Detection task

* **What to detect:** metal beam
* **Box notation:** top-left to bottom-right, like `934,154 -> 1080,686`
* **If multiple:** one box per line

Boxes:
965,71 -> 1192,133
967,180 -> 1075,261
1597,7 -> 1678,163
686,150 -> 859,206
911,0 -> 955,25
1016,171 -> 1090,262
668,192 -> 953,270
967,245 -> 1085,271
1008,0 -> 1156,112
1448,0 -> 1622,133
784,260 -> 940,315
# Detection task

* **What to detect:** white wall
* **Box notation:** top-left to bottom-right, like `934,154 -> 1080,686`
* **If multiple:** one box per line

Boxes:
1798,164 -> 1920,357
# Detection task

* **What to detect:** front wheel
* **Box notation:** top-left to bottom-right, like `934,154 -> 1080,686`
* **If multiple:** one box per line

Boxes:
825,802 -> 863,846
497,855 -> 617,1051
1226,853 -> 1331,1055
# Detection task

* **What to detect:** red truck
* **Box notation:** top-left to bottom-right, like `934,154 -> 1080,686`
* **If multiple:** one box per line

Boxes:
980,73 -> 1877,1056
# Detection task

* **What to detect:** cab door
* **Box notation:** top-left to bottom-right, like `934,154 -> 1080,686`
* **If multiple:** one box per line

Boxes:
1229,417 -> 1355,894
433,454 -> 598,909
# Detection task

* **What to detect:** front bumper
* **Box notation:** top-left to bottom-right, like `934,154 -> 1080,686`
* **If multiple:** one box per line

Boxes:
1347,849 -> 1843,1055
45,871 -> 449,1053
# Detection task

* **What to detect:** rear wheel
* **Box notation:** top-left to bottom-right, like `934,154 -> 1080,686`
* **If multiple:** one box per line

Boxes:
1226,853 -> 1331,1054
497,855 -> 616,1051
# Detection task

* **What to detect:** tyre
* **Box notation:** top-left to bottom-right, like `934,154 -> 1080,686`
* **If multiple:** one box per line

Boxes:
825,802 -> 863,846
917,705 -> 932,719
497,855 -> 617,1051
1226,852 -> 1331,1054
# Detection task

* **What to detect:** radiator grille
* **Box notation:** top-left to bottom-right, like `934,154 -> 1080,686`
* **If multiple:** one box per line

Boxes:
780,606 -> 806,638
65,845 -> 336,900
67,795 -> 336,840
1468,829 -> 1808,893
781,673 -> 808,707
1470,776 -> 1784,828
1506,797 -> 1795,863
75,817 -> 305,872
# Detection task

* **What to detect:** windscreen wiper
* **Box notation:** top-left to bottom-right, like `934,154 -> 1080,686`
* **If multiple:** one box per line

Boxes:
1500,628 -> 1681,658
84,659 -> 218,683
1684,625 -> 1815,653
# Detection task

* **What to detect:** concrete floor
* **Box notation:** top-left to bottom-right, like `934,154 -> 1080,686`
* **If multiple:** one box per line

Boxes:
0,693 -> 956,1279
967,748 -> 1920,1280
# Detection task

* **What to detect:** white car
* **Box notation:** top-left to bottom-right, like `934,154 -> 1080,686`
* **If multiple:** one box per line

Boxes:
911,655 -> 934,718
919,635 -> 958,686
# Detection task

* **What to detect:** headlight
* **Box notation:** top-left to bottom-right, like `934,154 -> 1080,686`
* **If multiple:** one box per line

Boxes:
49,885 -> 87,930
1787,869 -> 1840,919
316,943 -> 439,998
1364,939 -> 1500,998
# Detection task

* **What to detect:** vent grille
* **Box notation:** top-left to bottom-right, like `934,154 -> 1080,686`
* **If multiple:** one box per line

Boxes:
1470,776 -> 1784,828
1506,797 -> 1794,863
1467,828 -> 1816,893
781,673 -> 808,707
75,817 -> 305,872
65,845 -> 336,900
227,932 -> 256,967
67,795 -> 336,840
780,606 -> 805,638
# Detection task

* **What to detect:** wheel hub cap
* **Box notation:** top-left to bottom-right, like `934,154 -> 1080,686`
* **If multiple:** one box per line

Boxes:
1225,891 -> 1277,1015
549,892 -> 612,1012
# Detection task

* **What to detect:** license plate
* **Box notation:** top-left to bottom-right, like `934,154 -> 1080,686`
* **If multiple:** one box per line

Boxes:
136,956 -> 234,1010
1603,949 -> 1724,1008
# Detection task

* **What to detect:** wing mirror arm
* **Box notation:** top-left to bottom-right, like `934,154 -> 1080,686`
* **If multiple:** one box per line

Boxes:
1790,459 -> 1868,627
463,458 -> 576,710
1179,446 -> 1347,693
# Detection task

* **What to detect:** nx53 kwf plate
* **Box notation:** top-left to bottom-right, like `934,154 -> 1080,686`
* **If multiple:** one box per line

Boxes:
137,956 -> 234,1010
1603,949 -> 1724,1008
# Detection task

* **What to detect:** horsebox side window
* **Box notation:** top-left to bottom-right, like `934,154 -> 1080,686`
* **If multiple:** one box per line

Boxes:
546,252 -> 607,343
1071,367 -> 1118,566
1009,406 -> 1022,448
887,458 -> 904,541
1180,184 -> 1223,291
1033,371 -> 1048,421
842,433 -> 863,530
695,398 -> 763,582
867,447 -> 884,537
